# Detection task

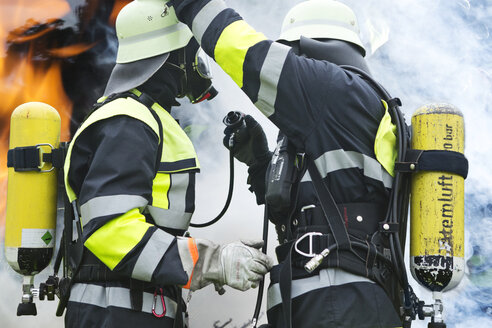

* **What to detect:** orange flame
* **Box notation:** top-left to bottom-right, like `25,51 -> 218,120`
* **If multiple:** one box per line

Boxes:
0,0 -> 128,230
110,1 -> 133,26
0,0 -> 72,230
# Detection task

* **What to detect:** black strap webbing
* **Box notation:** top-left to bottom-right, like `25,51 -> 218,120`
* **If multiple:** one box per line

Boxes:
42,146 -> 67,169
173,288 -> 184,328
395,149 -> 468,178
7,144 -> 67,171
7,146 -> 40,171
307,160 -> 352,251
276,160 -> 356,327
279,244 -> 294,328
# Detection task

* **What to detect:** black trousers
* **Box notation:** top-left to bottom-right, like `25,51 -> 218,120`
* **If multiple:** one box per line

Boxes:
267,281 -> 402,328
65,301 -> 177,328
65,282 -> 184,328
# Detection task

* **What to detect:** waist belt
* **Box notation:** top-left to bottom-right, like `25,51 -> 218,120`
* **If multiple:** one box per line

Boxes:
73,250 -> 159,314
276,231 -> 391,276
277,200 -> 393,279
294,201 -> 386,238
277,201 -> 387,244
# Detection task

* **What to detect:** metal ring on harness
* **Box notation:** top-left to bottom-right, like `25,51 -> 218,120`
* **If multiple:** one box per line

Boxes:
294,232 -> 323,258
36,143 -> 56,173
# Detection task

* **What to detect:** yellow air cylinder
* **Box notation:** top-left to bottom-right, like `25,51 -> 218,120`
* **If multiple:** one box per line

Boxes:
410,103 -> 465,292
5,102 -> 61,277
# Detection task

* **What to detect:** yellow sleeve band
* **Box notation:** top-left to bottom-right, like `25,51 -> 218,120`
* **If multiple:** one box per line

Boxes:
374,100 -> 397,177
85,208 -> 153,270
152,173 -> 171,209
214,20 -> 267,88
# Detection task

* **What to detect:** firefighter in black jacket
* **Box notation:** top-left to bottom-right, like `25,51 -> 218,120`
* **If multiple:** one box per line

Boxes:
169,0 -> 403,327
62,1 -> 273,327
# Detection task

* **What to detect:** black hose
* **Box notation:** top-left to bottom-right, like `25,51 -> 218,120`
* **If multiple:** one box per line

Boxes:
189,150 -> 235,228
340,65 -> 419,317
252,205 -> 270,327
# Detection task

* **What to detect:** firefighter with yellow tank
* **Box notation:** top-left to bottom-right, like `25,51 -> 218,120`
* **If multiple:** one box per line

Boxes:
3,0 -> 468,327
59,1 -> 273,327
170,0 -> 403,326
166,0 -> 468,327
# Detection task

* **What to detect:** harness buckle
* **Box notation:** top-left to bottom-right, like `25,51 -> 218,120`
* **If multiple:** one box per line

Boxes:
36,143 -> 55,173
294,232 -> 322,258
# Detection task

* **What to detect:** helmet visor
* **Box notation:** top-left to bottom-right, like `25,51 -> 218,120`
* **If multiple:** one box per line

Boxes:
194,48 -> 212,79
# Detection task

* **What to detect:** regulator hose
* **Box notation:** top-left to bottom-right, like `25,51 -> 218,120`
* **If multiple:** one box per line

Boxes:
251,205 -> 270,327
189,149 -> 235,228
189,111 -> 245,228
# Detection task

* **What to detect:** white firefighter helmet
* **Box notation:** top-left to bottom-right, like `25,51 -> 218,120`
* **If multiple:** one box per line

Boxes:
104,0 -> 193,96
278,0 -> 365,55
116,0 -> 192,63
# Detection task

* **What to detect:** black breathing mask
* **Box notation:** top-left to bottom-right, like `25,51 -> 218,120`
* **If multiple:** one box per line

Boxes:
166,39 -> 218,104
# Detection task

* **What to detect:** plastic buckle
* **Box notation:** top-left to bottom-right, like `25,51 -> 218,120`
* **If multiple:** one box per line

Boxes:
294,232 -> 322,258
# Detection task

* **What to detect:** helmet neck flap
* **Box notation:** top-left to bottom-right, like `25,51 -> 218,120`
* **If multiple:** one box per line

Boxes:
298,36 -> 371,75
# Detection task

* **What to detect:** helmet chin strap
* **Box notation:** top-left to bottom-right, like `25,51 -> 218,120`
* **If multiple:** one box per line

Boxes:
162,48 -> 188,98
298,37 -> 372,76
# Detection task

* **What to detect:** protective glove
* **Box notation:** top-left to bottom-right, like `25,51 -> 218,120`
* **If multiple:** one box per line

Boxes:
223,114 -> 271,167
177,237 -> 274,292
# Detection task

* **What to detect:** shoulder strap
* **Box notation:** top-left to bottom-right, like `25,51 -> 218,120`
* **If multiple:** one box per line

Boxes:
278,159 -> 354,328
307,160 -> 353,252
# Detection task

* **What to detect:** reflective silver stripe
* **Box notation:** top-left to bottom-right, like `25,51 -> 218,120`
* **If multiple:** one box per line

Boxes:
69,283 -> 177,318
148,173 -> 193,229
314,150 -> 393,188
176,237 -> 195,277
80,195 -> 148,227
267,268 -> 374,310
282,19 -> 358,34
300,170 -> 311,183
169,173 -> 189,214
191,0 -> 227,44
148,206 -> 193,230
131,229 -> 175,282
254,42 -> 290,117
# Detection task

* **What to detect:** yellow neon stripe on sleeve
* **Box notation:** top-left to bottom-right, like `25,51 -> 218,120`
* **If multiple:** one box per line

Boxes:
152,173 -> 171,209
85,208 -> 153,270
214,20 -> 267,88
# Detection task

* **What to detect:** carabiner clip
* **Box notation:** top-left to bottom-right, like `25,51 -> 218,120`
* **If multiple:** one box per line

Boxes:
152,288 -> 166,318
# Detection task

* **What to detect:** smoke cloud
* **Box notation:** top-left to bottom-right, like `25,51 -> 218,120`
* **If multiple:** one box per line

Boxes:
183,1 -> 492,326
1,0 -> 490,327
